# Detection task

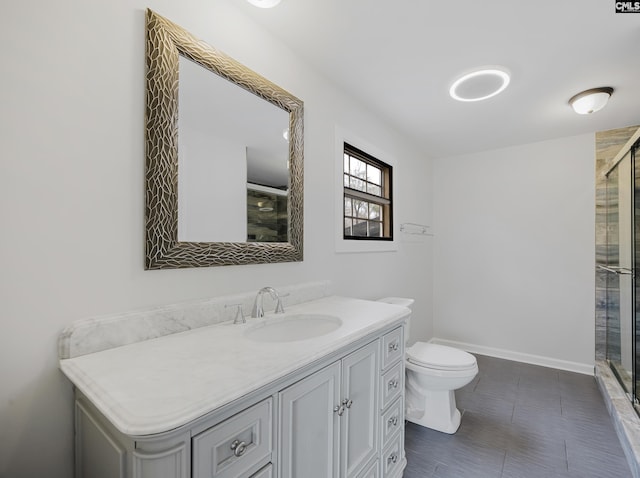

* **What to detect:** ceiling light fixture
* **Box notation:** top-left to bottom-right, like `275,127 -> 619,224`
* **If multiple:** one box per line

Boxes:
449,67 -> 511,102
568,87 -> 614,115
246,0 -> 281,8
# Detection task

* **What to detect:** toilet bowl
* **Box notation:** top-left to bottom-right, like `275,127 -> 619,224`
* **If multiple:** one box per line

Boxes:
405,342 -> 478,434
377,297 -> 478,434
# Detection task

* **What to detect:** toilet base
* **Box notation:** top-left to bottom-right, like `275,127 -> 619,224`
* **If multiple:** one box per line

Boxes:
405,389 -> 462,434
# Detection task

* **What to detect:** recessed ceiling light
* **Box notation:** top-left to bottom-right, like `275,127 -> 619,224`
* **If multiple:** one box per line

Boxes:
449,68 -> 511,102
568,87 -> 614,115
246,0 -> 281,8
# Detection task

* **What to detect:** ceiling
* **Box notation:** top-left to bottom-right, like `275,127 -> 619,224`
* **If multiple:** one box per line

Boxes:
231,0 -> 640,158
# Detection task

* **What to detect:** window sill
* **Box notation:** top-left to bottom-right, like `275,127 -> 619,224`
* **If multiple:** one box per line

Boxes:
335,236 -> 398,254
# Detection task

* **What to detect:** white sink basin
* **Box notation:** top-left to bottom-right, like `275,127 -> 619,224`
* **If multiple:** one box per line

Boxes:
244,314 -> 342,343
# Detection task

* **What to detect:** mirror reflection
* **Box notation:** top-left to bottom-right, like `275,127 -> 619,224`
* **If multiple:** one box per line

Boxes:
177,56 -> 290,243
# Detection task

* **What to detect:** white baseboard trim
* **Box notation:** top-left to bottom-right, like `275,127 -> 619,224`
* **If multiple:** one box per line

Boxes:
429,338 -> 595,376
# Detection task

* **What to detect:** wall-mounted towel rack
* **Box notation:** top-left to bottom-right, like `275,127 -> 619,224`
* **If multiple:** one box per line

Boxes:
597,265 -> 634,276
400,223 -> 433,236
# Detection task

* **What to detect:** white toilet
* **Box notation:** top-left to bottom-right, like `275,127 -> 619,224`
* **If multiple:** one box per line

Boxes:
377,297 -> 478,434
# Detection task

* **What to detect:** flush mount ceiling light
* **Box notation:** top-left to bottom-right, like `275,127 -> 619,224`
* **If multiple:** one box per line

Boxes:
449,68 -> 511,102
246,0 -> 281,7
568,87 -> 614,115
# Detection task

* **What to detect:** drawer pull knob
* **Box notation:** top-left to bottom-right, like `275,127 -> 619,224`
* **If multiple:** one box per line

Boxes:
388,342 -> 399,352
388,379 -> 399,390
230,439 -> 247,457
333,404 -> 345,416
342,398 -> 353,409
387,452 -> 398,465
388,416 -> 398,427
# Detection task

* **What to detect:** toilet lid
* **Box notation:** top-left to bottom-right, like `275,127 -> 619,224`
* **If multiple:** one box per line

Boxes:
406,343 -> 477,371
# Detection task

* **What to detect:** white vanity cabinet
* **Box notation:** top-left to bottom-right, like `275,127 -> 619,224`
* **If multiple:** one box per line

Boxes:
74,398 -> 191,478
279,340 -> 379,478
379,327 -> 405,478
64,299 -> 408,478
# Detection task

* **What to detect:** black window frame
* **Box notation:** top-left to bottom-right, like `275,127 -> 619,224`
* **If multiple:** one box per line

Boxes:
343,143 -> 393,241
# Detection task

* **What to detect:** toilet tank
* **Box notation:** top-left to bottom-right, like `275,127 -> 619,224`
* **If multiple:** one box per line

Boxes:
377,297 -> 414,343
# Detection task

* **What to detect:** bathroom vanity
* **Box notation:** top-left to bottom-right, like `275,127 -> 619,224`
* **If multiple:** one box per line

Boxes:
59,293 -> 409,478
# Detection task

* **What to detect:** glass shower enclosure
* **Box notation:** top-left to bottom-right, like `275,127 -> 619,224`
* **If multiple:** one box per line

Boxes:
604,139 -> 640,411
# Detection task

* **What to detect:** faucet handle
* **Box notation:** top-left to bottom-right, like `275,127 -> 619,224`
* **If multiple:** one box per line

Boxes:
275,293 -> 289,314
225,303 -> 246,324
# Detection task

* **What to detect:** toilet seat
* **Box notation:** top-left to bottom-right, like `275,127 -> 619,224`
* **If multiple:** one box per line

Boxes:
406,342 -> 476,371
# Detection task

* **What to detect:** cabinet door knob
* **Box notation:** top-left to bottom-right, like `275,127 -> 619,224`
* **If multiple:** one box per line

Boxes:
230,439 -> 247,457
333,404 -> 345,416
388,416 -> 398,427
387,452 -> 398,465
388,342 -> 399,352
342,398 -> 353,409
388,379 -> 399,390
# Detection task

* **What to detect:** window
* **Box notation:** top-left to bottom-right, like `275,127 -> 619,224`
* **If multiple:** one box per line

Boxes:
343,143 -> 393,240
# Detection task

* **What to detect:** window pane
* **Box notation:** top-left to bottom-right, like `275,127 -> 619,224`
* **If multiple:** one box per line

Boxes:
344,154 -> 350,173
367,183 -> 381,196
344,197 -> 352,216
344,218 -> 352,236
369,203 -> 381,220
350,158 -> 367,179
350,177 -> 366,192
367,166 -> 381,185
353,200 -> 368,219
369,221 -> 381,237
352,219 -> 368,237
344,173 -> 350,187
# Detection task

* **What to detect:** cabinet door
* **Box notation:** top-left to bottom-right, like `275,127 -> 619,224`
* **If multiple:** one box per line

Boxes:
341,341 -> 379,478
279,362 -> 341,478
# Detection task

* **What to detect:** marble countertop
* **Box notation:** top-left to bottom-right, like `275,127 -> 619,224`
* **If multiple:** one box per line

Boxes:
59,296 -> 409,436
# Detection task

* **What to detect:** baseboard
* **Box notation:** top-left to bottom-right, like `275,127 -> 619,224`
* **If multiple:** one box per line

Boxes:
429,338 -> 595,376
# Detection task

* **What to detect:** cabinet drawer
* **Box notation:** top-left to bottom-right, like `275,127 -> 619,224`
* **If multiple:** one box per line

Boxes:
250,463 -> 272,478
381,432 -> 403,478
380,397 -> 403,448
380,362 -> 403,410
193,398 -> 272,478
381,327 -> 403,370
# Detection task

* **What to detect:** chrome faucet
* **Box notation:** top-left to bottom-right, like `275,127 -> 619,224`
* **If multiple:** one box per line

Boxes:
251,287 -> 282,318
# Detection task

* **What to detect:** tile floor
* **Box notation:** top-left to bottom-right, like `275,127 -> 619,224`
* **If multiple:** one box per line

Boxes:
404,354 -> 633,477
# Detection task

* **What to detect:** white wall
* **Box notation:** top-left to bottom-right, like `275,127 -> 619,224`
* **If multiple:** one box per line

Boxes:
0,1 -> 433,476
433,134 -> 595,370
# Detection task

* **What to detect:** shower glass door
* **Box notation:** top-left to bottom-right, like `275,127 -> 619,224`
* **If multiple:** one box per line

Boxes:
605,148 -> 634,396
634,142 -> 640,411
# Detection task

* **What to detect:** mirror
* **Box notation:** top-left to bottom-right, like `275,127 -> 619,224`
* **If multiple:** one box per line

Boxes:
145,9 -> 304,269
177,56 -> 290,243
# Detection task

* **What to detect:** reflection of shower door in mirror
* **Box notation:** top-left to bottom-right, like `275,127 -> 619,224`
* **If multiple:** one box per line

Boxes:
605,149 -> 634,396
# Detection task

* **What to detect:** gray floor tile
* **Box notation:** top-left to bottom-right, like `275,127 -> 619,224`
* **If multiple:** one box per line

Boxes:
460,395 -> 516,427
404,354 -> 633,478
474,376 -> 520,402
566,439 -> 630,477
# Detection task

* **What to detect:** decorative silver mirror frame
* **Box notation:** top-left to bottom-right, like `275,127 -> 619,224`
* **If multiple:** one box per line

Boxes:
145,9 -> 304,269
